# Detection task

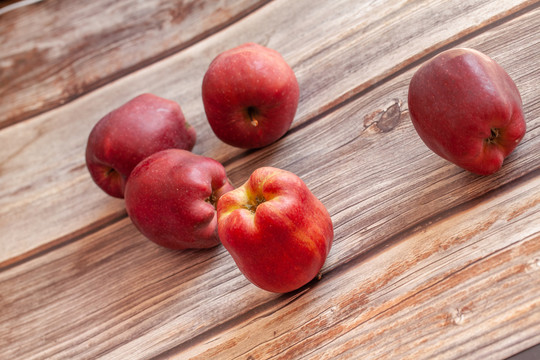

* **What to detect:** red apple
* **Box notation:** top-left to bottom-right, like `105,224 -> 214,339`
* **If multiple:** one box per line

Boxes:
217,167 -> 333,293
86,93 -> 196,198
202,43 -> 300,149
408,48 -> 526,175
124,149 -> 234,250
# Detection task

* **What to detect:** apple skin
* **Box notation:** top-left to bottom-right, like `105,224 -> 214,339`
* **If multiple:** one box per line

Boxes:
202,43 -> 300,149
408,48 -> 526,175
124,149 -> 234,250
86,93 -> 196,198
217,167 -> 333,293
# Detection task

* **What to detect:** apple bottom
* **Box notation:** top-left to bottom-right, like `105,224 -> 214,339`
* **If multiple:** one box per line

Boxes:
217,167 -> 333,293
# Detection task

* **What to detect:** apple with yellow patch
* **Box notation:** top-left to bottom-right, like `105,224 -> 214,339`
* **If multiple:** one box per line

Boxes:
217,167 -> 333,293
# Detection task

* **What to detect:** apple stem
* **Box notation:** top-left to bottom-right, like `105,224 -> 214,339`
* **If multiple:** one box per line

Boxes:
247,107 -> 259,127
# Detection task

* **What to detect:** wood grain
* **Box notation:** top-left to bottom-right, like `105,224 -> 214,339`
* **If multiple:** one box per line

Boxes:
227,6 -> 540,272
0,0 -> 269,128
0,0 -> 535,267
1,5 -> 539,358
0,217 -> 279,359
176,172 -> 540,360
1,171 -> 537,359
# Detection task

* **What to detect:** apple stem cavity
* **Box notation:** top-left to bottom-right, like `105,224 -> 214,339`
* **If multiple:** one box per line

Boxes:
104,167 -> 122,184
246,106 -> 259,127
486,127 -> 501,145
244,194 -> 266,214
205,192 -> 218,209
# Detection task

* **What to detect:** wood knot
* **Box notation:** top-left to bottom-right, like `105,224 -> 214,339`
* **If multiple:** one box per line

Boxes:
363,99 -> 403,133
526,257 -> 540,272
450,306 -> 472,325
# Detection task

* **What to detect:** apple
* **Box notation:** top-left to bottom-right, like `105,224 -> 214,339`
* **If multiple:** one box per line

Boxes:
86,93 -> 196,198
217,167 -> 333,293
124,149 -> 234,250
202,43 -> 300,149
408,48 -> 526,175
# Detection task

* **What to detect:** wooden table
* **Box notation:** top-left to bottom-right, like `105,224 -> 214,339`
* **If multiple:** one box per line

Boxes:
1,0 -> 539,358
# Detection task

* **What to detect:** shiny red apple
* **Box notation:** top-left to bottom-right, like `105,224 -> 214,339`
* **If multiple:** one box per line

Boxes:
202,43 -> 300,149
86,93 -> 196,198
217,167 -> 333,293
124,149 -> 234,250
408,48 -> 526,175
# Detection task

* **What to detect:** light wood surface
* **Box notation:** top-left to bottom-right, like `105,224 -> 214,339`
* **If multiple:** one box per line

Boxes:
0,0 -> 269,127
1,0 -> 539,359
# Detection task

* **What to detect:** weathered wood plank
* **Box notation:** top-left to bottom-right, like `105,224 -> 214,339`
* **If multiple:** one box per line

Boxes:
1,171 -> 537,359
222,5 -> 540,272
0,217 -> 279,359
0,0 -> 269,127
0,0 -> 534,266
175,172 -> 540,360
1,8 -> 539,358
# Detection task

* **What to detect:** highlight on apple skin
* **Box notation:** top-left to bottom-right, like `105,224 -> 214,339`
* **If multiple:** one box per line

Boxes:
202,43 -> 300,149
124,149 -> 234,250
217,166 -> 333,293
407,48 -> 526,175
85,93 -> 196,198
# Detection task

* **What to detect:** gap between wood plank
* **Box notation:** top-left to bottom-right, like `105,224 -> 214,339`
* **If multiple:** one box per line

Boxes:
1,1 -> 537,273
152,168 -> 540,359
0,0 -> 42,15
